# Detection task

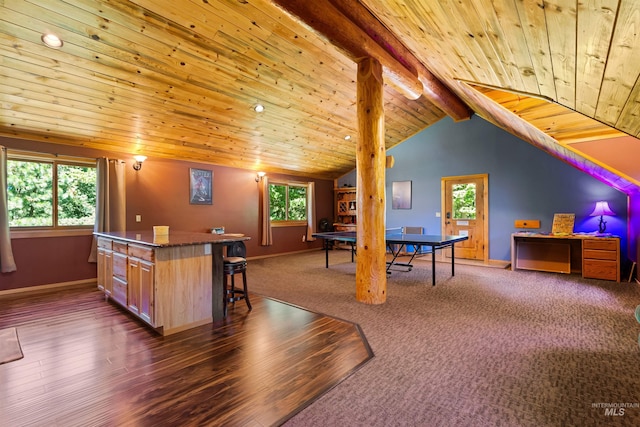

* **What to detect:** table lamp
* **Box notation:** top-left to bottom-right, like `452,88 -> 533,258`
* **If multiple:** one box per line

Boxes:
589,201 -> 615,234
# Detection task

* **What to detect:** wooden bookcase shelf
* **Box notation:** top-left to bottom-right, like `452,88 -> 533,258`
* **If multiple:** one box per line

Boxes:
334,187 -> 357,232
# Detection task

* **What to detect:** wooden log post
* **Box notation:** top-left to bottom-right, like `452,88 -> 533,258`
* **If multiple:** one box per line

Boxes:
356,57 -> 387,304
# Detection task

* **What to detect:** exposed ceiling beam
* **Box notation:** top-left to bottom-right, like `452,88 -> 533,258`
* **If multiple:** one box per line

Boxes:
271,0 -> 421,99
330,0 -> 472,122
270,0 -> 472,121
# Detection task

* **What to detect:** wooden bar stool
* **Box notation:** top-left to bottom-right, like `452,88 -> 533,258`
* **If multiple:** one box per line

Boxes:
223,241 -> 252,317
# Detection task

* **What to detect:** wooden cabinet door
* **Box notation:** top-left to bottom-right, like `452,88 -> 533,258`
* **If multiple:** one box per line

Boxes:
128,258 -> 141,315
139,260 -> 155,326
103,250 -> 113,296
97,248 -> 106,291
128,257 -> 155,326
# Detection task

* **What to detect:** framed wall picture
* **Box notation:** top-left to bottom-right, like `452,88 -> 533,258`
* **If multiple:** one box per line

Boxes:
392,181 -> 412,209
189,168 -> 213,205
551,213 -> 575,235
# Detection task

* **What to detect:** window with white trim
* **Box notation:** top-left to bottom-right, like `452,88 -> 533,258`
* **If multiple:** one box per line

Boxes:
269,182 -> 307,225
7,151 -> 96,229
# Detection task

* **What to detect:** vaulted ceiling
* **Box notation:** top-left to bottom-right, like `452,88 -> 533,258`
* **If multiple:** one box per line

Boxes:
1,0 -> 640,191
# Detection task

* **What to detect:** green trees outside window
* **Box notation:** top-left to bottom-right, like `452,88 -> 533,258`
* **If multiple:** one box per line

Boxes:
57,164 -> 97,226
7,160 -> 53,226
452,183 -> 476,219
269,183 -> 307,223
7,157 -> 96,228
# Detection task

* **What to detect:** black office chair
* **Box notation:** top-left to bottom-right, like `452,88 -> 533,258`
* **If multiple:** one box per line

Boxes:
223,241 -> 252,317
403,226 -> 431,256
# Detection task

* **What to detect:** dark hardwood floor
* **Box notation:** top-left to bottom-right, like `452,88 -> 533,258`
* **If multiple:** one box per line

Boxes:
0,285 -> 373,426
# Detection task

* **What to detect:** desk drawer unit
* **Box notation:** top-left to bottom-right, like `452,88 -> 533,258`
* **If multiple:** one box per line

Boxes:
128,244 -> 155,262
97,237 -> 112,249
113,241 -> 128,254
582,239 -> 620,282
112,252 -> 128,280
111,276 -> 128,306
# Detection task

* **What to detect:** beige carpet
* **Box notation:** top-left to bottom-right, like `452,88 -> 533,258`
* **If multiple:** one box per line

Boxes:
248,250 -> 640,426
0,327 -> 23,365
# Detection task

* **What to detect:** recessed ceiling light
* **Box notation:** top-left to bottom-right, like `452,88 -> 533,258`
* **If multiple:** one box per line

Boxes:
254,104 -> 265,113
344,135 -> 351,141
41,33 -> 63,48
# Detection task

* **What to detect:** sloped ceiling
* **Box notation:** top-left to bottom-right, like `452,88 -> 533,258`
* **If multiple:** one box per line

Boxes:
1,0 -> 640,190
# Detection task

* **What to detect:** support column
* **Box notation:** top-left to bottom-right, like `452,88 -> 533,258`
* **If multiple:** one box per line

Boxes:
355,57 -> 387,304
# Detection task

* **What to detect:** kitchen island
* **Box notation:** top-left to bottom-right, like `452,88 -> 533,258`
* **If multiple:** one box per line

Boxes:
94,230 -> 249,335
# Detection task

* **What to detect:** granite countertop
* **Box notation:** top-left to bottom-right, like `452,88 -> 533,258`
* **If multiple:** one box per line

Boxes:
94,230 -> 250,247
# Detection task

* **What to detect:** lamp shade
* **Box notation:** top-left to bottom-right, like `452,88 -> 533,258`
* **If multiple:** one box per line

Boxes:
589,201 -> 615,217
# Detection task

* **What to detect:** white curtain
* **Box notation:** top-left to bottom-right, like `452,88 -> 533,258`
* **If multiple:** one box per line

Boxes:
88,158 -> 126,262
306,181 -> 316,241
0,146 -> 17,273
260,176 -> 272,246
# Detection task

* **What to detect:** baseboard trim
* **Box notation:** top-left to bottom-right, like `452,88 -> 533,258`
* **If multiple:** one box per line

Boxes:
0,279 -> 96,297
248,248 -> 320,261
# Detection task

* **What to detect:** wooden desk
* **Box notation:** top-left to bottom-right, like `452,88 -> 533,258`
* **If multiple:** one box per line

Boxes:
511,233 -> 620,282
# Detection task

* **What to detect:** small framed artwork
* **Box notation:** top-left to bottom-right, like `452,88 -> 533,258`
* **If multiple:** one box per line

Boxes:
392,181 -> 412,209
189,168 -> 213,205
552,213 -> 575,235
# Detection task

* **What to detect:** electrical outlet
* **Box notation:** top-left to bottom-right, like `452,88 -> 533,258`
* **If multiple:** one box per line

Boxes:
302,235 -> 306,242
135,215 -> 141,222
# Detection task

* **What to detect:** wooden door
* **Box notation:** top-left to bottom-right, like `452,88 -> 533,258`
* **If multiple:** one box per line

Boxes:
442,174 -> 488,261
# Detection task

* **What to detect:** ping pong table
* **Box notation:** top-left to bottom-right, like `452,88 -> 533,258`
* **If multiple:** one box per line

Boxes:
312,231 -> 469,286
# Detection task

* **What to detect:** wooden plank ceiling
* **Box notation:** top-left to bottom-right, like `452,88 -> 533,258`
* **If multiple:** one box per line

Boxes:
1,0 -> 640,187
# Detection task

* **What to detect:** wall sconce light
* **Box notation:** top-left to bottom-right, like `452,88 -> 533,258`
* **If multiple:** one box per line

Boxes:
589,201 -> 615,234
255,171 -> 266,182
133,155 -> 147,171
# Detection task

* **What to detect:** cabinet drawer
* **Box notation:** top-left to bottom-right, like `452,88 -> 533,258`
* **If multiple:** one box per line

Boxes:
583,259 -> 618,281
113,241 -> 128,254
111,276 -> 127,306
113,252 -> 128,279
128,244 -> 154,262
97,238 -> 112,249
583,249 -> 617,261
583,239 -> 618,251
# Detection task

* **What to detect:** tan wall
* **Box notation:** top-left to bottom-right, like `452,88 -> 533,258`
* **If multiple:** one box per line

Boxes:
126,156 -> 333,258
0,137 -> 333,291
3,235 -> 97,290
